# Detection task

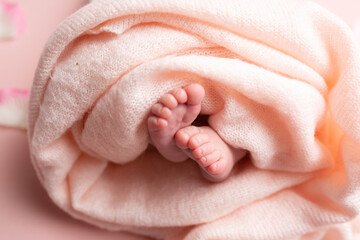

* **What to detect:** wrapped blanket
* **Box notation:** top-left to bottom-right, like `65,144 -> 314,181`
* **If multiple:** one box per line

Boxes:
28,0 -> 360,239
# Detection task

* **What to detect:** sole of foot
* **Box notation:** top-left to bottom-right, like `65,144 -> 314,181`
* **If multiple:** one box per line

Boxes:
147,83 -> 205,162
175,125 -> 247,182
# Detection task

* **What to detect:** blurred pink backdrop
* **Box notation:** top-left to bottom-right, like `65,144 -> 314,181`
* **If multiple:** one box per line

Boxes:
0,0 -> 359,239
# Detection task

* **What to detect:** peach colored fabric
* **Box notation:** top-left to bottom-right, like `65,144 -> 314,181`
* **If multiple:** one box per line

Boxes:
28,0 -> 360,239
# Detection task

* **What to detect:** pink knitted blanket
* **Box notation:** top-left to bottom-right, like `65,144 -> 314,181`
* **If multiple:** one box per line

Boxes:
28,0 -> 360,239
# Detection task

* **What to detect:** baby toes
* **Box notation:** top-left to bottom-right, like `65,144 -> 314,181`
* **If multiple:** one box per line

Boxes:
174,125 -> 201,149
207,158 -> 226,175
147,116 -> 168,130
197,149 -> 221,167
159,93 -> 178,109
151,103 -> 172,119
170,87 -> 188,104
187,133 -> 209,149
192,142 -> 214,159
183,83 -> 205,105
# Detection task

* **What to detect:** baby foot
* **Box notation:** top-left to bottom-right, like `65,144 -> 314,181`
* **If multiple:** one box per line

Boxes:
147,83 -> 205,162
175,126 -> 247,182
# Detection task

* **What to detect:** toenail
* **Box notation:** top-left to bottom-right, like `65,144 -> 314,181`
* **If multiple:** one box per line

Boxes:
200,157 -> 206,164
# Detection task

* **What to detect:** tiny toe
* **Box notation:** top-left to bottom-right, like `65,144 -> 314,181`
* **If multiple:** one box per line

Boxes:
188,133 -> 209,149
148,116 -> 168,130
175,126 -> 201,149
207,158 -> 226,175
159,93 -> 178,109
151,103 -> 171,119
192,142 -> 215,159
197,150 -> 221,167
170,87 -> 187,104
184,83 -> 205,105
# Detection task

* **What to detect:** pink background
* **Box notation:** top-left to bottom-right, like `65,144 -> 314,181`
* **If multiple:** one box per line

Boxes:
0,0 -> 359,239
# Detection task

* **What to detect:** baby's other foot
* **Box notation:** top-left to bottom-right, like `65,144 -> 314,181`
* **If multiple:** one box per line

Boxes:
147,83 -> 205,162
175,126 -> 247,182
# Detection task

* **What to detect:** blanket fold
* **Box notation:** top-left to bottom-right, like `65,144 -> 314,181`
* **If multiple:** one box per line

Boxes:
28,0 -> 360,239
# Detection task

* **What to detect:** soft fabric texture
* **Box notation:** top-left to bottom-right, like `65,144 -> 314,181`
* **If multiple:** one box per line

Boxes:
355,20 -> 360,45
28,0 -> 360,239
